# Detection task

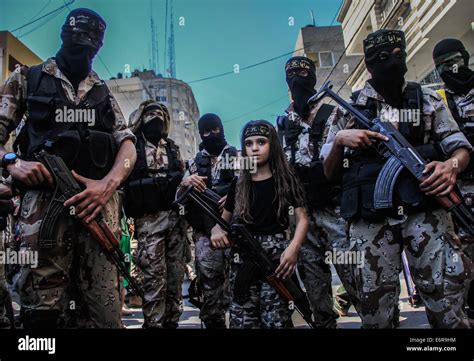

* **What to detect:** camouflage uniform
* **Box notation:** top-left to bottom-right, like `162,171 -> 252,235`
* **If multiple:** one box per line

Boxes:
134,137 -> 187,328
229,234 -> 292,329
442,87 -> 474,319
0,59 -> 135,328
0,228 -> 10,328
280,102 -> 360,328
442,88 -> 474,245
321,81 -> 473,328
184,145 -> 234,327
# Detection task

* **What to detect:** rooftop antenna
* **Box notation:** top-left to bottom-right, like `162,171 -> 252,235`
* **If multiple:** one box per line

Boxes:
149,0 -> 160,75
167,0 -> 176,78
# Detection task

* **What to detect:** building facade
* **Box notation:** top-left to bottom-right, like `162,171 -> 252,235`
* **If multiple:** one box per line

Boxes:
293,25 -> 362,100
106,70 -> 200,161
337,0 -> 474,91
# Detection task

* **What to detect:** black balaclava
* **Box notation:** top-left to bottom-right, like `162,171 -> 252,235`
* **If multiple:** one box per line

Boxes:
141,103 -> 170,147
198,113 -> 227,156
285,56 -> 316,118
433,38 -> 474,95
56,8 -> 106,91
364,29 -> 407,108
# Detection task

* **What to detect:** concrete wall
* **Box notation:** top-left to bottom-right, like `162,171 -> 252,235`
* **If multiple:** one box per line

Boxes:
294,25 -> 362,100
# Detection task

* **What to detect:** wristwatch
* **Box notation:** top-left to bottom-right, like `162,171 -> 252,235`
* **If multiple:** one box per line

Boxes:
1,152 -> 18,169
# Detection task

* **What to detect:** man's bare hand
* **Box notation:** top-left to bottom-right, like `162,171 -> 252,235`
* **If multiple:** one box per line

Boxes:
335,129 -> 388,150
420,160 -> 458,196
181,175 -> 207,192
210,224 -> 231,249
64,171 -> 118,223
7,160 -> 54,187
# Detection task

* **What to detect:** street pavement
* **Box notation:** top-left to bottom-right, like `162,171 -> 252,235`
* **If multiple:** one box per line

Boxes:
122,265 -> 430,329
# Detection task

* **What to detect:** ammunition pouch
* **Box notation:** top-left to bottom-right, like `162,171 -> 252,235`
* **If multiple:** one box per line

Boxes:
124,171 -> 183,217
50,129 -> 117,180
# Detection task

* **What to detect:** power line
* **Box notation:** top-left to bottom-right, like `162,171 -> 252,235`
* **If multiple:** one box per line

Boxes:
11,0 -> 74,33
219,2 -> 345,124
187,47 -> 304,84
223,94 -> 288,124
22,0 -> 53,28
18,7 -> 67,38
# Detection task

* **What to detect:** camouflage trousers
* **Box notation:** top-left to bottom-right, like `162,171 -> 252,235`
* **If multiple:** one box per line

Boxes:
229,234 -> 292,329
458,179 -> 474,316
135,210 -> 186,328
17,190 -> 122,328
297,206 -> 360,328
193,230 -> 229,328
0,230 -> 9,328
349,208 -> 472,329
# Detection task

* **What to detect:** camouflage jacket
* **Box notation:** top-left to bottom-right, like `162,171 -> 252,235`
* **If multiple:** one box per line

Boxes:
280,100 -> 335,167
0,58 -> 135,147
320,81 -> 472,160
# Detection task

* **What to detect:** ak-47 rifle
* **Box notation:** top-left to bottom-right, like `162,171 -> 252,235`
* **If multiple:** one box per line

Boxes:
35,150 -> 144,299
309,81 -> 474,235
175,186 -> 316,328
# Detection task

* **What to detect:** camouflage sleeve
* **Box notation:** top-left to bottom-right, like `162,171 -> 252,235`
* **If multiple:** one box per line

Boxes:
109,92 -> 136,146
0,67 -> 29,146
319,106 -> 350,160
423,88 -> 472,156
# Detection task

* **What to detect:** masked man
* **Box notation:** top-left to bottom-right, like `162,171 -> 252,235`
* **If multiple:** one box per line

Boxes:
124,101 -> 186,328
433,38 -> 474,323
179,113 -> 237,328
277,56 -> 361,328
322,29 -> 473,329
0,8 -> 136,328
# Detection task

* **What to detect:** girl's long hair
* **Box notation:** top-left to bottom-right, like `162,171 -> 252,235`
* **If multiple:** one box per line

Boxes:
236,120 -> 306,225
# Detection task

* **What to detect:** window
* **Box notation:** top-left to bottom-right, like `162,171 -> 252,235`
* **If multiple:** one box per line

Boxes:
155,95 -> 167,102
318,52 -> 334,68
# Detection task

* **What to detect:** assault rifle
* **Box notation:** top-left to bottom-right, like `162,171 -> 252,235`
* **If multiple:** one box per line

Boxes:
175,186 -> 316,328
309,81 -> 474,235
35,150 -> 144,299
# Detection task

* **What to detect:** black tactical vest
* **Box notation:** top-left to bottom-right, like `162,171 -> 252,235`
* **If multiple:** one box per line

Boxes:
15,63 -> 117,180
123,134 -> 184,217
340,82 -> 441,222
277,103 -> 337,209
195,146 -> 238,196
186,146 -> 237,232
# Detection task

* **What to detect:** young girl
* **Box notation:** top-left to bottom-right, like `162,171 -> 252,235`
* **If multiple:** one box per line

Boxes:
210,119 -> 308,329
